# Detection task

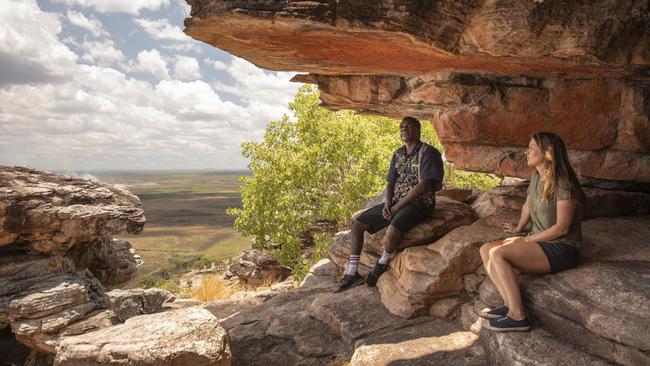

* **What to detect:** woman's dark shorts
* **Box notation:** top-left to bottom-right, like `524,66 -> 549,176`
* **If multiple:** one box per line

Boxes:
353,201 -> 433,235
537,241 -> 579,273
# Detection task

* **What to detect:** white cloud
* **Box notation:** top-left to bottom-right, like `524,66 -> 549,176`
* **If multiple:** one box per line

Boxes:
0,0 -> 305,171
52,0 -> 170,15
81,40 -> 125,66
133,49 -> 169,79
66,10 -> 107,37
0,0 -> 78,86
173,56 -> 201,80
211,60 -> 228,71
134,18 -> 188,41
211,57 -> 300,106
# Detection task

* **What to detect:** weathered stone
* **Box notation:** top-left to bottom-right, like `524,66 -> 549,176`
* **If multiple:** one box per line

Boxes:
185,1 -> 648,78
0,166 -> 145,252
376,212 -> 518,318
228,249 -> 292,286
204,298 -> 266,322
55,307 -> 231,366
522,261 -> 650,366
459,302 -> 481,334
330,196 -> 477,274
308,286 -> 431,343
428,297 -> 464,318
351,319 -> 484,366
184,2 -> 649,183
299,258 -> 339,288
472,183 -> 650,219
221,286 -> 351,365
437,188 -> 473,203
478,278 -> 501,308
107,288 -> 175,322
481,327 -> 612,366
68,236 -> 137,289
462,272 -> 485,294
581,215 -> 650,263
5,271 -> 106,354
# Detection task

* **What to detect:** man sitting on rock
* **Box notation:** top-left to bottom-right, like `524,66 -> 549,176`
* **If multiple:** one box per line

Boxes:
335,116 -> 444,293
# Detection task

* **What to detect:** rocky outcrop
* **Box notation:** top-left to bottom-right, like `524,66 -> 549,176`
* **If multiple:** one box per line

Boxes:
471,183 -> 650,219
227,248 -> 292,286
0,166 -> 145,251
107,288 -> 175,322
184,0 -> 650,184
0,166 -> 233,366
55,307 -> 231,366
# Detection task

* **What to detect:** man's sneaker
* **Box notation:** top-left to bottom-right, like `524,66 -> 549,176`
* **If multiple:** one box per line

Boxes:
334,274 -> 364,293
483,315 -> 531,332
365,262 -> 389,287
479,305 -> 509,319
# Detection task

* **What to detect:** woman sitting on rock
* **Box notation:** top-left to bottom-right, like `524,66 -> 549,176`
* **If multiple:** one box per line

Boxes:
478,131 -> 586,332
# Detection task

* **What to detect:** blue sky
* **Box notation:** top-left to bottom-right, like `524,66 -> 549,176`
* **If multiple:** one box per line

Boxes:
0,0 -> 304,171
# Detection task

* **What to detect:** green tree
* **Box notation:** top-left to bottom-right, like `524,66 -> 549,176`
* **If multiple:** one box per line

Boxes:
228,85 -> 500,276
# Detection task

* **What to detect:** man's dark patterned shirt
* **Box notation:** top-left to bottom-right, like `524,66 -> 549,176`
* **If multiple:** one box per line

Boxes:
386,142 -> 444,208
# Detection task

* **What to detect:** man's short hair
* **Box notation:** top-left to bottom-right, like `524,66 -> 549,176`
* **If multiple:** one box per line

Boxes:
402,116 -> 421,131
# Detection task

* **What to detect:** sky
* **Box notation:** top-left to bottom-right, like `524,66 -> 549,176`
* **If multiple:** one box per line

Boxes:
0,0 -> 304,171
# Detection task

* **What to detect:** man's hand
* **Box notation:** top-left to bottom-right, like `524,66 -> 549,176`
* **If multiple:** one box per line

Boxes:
382,203 -> 392,220
389,204 -> 402,218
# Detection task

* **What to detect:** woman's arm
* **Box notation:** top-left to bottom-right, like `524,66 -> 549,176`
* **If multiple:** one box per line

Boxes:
504,197 -> 531,233
524,199 -> 575,243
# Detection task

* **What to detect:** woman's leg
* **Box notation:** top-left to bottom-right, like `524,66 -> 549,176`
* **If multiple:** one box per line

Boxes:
490,241 -> 551,320
479,240 -> 511,306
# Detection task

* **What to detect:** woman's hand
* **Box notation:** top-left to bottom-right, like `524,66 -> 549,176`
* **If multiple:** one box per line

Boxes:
503,222 -> 523,234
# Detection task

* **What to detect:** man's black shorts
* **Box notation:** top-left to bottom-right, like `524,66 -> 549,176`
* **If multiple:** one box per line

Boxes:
353,201 -> 434,234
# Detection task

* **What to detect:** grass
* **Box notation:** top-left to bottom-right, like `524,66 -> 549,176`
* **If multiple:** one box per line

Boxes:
89,170 -> 252,284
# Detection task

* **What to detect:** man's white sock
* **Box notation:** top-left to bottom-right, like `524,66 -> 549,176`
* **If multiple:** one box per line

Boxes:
347,254 -> 360,275
378,250 -> 395,265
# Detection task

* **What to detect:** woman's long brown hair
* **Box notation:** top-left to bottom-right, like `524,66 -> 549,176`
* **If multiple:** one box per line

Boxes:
532,132 -> 586,206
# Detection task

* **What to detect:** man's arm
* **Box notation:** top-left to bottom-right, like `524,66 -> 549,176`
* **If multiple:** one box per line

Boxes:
391,179 -> 431,211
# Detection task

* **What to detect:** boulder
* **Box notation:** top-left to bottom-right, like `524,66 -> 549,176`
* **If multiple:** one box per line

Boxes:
221,286 -> 352,365
481,327 -> 611,366
228,249 -> 292,286
106,288 -> 175,322
5,270 -> 107,354
437,188 -> 473,203
351,319 -> 485,366
55,307 -> 231,366
68,236 -> 137,289
329,196 -> 477,274
308,286 -> 432,343
0,166 -> 145,253
473,184 -> 650,220
522,261 -> 650,366
299,258 -> 340,288
428,297 -> 464,318
376,212 -> 519,318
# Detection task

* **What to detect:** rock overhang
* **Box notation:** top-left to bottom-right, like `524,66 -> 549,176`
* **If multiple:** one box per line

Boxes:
184,0 -> 650,184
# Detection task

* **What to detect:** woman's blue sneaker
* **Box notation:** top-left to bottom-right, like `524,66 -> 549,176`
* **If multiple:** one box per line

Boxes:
483,315 -> 531,332
478,305 -> 509,319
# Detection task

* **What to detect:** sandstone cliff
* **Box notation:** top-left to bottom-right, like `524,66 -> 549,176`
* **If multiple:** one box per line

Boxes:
0,166 -> 231,365
184,0 -> 650,185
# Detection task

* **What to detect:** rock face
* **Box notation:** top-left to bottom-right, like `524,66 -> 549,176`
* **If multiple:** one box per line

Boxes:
227,248 -> 292,286
55,308 -> 231,366
0,166 -> 145,251
329,196 -> 517,318
184,0 -> 650,184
